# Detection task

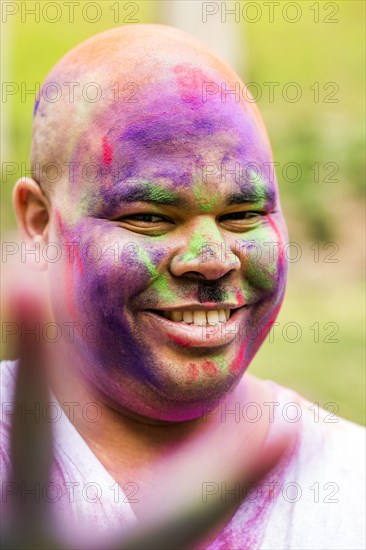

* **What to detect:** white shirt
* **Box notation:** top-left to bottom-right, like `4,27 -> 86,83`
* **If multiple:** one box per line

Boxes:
1,359 -> 364,549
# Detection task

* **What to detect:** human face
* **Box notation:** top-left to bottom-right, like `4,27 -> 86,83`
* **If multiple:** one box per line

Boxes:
47,66 -> 288,421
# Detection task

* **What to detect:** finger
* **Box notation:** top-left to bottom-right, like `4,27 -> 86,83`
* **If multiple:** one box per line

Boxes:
102,410 -> 294,550
3,288 -> 59,550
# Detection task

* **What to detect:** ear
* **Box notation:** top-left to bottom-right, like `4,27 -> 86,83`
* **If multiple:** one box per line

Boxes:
13,177 -> 51,271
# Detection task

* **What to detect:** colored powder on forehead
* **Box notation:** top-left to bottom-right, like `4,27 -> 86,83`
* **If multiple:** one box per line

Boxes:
139,180 -> 178,203
173,63 -> 211,106
193,181 -> 219,213
118,112 -> 216,152
152,168 -> 192,187
115,83 -> 238,158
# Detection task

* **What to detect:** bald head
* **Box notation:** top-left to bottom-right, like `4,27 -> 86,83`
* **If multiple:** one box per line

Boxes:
31,24 -> 271,199
16,25 -> 288,419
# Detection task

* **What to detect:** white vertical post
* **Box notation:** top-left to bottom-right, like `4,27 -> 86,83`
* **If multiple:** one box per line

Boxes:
158,0 -> 245,76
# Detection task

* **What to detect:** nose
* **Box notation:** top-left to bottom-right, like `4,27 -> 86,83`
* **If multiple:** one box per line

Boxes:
169,222 -> 241,281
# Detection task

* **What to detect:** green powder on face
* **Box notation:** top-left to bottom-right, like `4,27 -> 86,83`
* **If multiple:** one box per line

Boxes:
139,180 -> 178,204
248,169 -> 268,210
244,224 -> 278,290
181,217 -> 221,263
136,246 -> 176,302
181,230 -> 205,263
211,352 -> 228,373
193,181 -> 219,213
246,263 -> 275,290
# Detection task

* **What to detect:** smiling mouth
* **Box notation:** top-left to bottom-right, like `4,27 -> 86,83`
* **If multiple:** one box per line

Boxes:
143,305 -> 249,348
147,306 -> 244,325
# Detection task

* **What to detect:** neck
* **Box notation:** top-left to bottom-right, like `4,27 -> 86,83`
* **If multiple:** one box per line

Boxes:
47,344 -> 278,516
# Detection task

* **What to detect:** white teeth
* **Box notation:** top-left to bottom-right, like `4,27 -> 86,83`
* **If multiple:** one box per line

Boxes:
160,309 -> 232,324
207,310 -> 219,325
193,311 -> 207,326
218,309 -> 226,322
171,311 -> 183,322
183,311 -> 194,323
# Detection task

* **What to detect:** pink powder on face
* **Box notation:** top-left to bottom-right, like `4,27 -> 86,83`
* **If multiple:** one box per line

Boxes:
236,290 -> 245,307
102,135 -> 113,166
202,361 -> 218,377
74,245 -> 83,275
229,341 -> 246,374
55,209 -> 83,274
166,333 -> 191,347
54,209 -> 79,321
173,64 -> 210,105
188,363 -> 199,381
264,300 -> 283,335
55,209 -> 65,235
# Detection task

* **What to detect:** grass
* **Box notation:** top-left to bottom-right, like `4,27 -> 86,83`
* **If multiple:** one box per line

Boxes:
1,1 -> 364,425
250,275 -> 365,424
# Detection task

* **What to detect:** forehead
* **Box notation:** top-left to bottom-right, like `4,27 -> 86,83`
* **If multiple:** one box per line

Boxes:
62,64 -> 276,208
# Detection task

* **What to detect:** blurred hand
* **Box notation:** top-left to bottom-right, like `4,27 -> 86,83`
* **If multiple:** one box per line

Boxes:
2,276 -> 293,550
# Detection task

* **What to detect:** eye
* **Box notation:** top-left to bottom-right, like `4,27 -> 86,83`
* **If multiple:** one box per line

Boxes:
120,214 -> 169,224
113,213 -> 174,233
219,211 -> 263,225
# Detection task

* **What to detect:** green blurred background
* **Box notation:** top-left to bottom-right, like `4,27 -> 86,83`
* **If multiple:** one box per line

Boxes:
1,1 -> 365,424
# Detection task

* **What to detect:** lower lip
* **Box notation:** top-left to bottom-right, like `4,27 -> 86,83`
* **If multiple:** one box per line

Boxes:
143,307 -> 249,348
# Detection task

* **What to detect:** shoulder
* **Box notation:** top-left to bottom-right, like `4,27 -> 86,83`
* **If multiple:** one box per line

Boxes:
268,380 -> 364,445
294,387 -> 364,470
269,381 -> 365,482
264,381 -> 365,549
0,359 -> 18,401
0,359 -> 19,430
0,359 -> 19,479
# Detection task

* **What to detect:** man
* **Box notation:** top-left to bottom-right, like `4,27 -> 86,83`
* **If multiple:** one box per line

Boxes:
1,25 -> 364,549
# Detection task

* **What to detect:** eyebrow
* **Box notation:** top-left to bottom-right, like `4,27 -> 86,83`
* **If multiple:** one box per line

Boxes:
114,183 -> 274,208
223,188 -> 275,206
117,185 -> 189,207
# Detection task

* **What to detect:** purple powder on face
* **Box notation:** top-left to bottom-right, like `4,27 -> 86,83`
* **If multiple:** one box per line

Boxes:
33,96 -> 40,116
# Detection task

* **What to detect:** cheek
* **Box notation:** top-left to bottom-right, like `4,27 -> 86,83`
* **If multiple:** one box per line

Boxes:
65,229 -> 179,330
238,216 -> 288,296
52,210 -> 176,325
71,233 -> 167,311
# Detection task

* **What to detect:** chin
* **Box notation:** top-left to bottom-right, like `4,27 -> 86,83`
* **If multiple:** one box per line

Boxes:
129,352 -> 248,421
